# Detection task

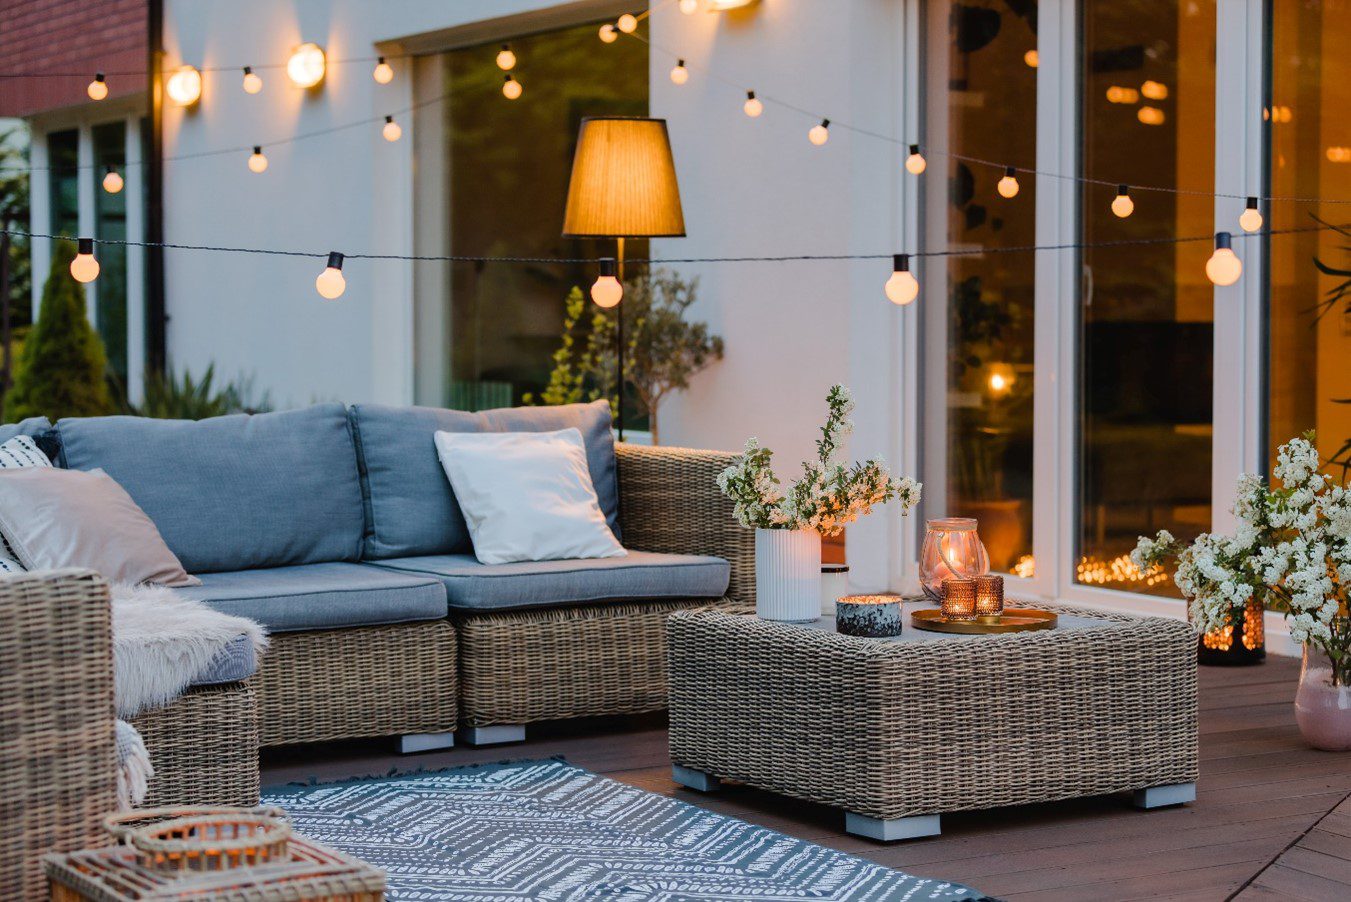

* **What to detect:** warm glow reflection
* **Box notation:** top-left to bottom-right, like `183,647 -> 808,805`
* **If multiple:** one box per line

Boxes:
1327,146 -> 1351,163
1107,86 -> 1140,104
1137,106 -> 1166,125
1013,555 -> 1036,579
1076,553 -> 1170,588
1024,49 -> 1039,68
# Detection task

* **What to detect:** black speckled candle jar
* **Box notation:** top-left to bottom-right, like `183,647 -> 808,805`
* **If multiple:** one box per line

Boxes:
835,595 -> 903,637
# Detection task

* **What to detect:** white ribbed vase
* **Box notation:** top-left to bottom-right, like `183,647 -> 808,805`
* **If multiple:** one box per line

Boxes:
755,528 -> 822,622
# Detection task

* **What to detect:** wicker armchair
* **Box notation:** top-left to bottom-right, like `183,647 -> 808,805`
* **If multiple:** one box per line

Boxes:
0,569 -> 118,898
455,443 -> 754,729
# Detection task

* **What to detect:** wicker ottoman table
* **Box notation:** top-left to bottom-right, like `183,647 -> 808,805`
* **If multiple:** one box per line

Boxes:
667,602 -> 1198,841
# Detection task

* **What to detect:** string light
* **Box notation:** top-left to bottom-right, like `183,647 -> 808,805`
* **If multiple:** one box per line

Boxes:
884,254 -> 919,306
1206,232 -> 1242,286
287,43 -> 326,88
591,257 -> 623,308
997,166 -> 1020,198
87,72 -> 107,100
670,59 -> 689,84
680,0 -> 700,11
166,65 -> 202,106
905,144 -> 926,175
496,44 -> 516,71
502,74 -> 522,99
70,238 -> 99,283
382,115 -> 402,142
599,23 -> 618,43
316,252 -> 346,299
1112,184 -> 1134,218
373,56 -> 394,84
743,90 -> 763,118
808,119 -> 830,146
248,146 -> 268,173
241,66 -> 262,94
101,166 -> 123,194
617,13 -> 639,33
1024,49 -> 1039,68
1239,196 -> 1263,233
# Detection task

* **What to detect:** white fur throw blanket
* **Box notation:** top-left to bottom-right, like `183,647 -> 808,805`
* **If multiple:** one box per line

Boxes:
112,583 -> 268,720
115,720 -> 153,809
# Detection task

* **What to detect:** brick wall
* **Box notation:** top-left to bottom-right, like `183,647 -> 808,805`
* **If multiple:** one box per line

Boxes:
0,0 -> 147,118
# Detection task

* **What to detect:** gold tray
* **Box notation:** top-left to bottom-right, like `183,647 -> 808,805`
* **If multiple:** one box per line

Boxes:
910,607 -> 1058,634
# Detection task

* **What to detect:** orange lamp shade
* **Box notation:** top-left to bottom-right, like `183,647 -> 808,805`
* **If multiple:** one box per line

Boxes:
562,117 -> 685,238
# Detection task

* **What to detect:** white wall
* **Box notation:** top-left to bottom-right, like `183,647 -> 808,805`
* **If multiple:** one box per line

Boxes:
163,0 -> 917,589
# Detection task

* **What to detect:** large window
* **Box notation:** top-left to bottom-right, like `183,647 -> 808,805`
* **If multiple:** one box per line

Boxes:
1075,0 -> 1215,595
93,121 -> 128,384
417,19 -> 648,411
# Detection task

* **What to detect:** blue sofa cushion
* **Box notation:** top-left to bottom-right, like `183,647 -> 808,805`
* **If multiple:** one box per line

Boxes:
190,634 -> 258,686
178,562 -> 448,633
366,550 -> 729,612
56,404 -> 366,574
0,417 -> 51,442
351,400 -> 619,560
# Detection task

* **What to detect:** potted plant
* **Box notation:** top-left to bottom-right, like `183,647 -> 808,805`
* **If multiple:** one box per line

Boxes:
1133,434 -> 1351,750
717,385 -> 921,622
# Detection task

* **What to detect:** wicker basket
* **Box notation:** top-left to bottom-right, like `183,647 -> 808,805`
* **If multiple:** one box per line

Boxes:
103,807 -> 291,873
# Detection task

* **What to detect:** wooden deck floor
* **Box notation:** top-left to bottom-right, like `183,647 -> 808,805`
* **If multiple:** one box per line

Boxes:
262,654 -> 1351,901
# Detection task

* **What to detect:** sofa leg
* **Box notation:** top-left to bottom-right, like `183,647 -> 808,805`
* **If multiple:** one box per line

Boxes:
672,764 -> 721,793
459,724 -> 527,746
398,732 -> 457,754
1133,782 -> 1196,809
845,812 -> 941,842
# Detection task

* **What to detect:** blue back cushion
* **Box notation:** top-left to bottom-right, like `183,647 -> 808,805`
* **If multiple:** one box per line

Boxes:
56,404 -> 366,573
352,400 -> 619,560
0,417 -> 51,442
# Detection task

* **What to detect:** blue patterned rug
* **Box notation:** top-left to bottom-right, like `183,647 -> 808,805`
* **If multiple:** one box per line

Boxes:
263,759 -> 986,901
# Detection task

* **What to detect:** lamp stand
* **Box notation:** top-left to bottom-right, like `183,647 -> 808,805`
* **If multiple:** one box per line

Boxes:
615,236 -> 625,442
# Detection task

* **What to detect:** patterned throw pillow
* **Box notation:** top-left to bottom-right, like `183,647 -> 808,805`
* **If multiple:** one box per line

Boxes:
0,434 -> 52,572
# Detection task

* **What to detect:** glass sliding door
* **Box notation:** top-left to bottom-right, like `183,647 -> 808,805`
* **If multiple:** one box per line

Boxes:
925,0 -> 1038,576
1076,0 -> 1215,595
1267,0 -> 1351,475
92,121 -> 128,384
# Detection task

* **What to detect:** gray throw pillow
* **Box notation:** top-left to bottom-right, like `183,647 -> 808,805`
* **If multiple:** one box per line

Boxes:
0,467 -> 200,587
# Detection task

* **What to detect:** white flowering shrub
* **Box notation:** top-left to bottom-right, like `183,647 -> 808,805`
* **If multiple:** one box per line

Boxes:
1132,434 -> 1351,686
717,385 -> 921,537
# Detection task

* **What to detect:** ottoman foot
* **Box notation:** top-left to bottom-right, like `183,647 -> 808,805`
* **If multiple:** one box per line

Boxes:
1133,782 -> 1196,809
398,732 -> 456,754
845,812 -> 941,842
459,724 -> 527,746
672,764 -> 721,792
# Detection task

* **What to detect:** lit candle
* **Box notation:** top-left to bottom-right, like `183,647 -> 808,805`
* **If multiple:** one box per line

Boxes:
941,578 -> 977,621
974,574 -> 1004,617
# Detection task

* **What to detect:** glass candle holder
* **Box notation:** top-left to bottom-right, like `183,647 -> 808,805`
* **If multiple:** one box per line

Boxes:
919,518 -> 991,600
940,577 -> 978,621
974,574 -> 1004,617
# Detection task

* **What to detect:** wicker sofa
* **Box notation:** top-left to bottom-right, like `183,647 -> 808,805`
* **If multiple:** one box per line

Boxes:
27,400 -> 751,763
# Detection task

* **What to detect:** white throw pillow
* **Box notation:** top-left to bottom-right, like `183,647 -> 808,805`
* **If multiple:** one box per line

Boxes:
0,434 -> 50,572
434,427 -> 626,565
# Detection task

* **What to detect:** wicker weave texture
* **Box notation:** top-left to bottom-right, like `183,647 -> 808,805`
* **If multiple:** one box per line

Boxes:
668,605 -> 1199,820
458,598 -> 732,727
131,683 -> 260,807
0,570 -> 118,899
616,443 -> 755,606
252,619 -> 458,747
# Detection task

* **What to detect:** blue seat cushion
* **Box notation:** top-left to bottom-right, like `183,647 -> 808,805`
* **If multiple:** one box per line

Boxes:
350,400 -> 619,560
178,562 -> 448,633
56,404 -> 366,574
190,634 -> 258,686
366,551 -> 729,613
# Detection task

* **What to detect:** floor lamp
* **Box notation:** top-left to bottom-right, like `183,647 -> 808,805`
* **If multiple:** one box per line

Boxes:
563,117 -> 685,440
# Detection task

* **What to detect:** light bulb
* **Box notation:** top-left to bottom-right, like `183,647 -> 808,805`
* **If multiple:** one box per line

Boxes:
382,116 -> 402,142
1205,232 -> 1242,287
1239,197 -> 1263,233
989,372 -> 1008,393
905,144 -> 926,175
502,75 -> 522,100
373,56 -> 394,84
1024,49 -> 1039,68
166,65 -> 202,106
743,91 -> 763,118
248,146 -> 268,173
599,23 -> 618,43
884,254 -> 919,306
316,252 -> 346,299
87,73 -> 108,101
70,238 -> 99,283
102,167 -> 124,194
1141,79 -> 1168,100
670,60 -> 689,85
1111,185 -> 1134,218
808,119 -> 830,146
997,166 -> 1020,198
1137,106 -> 1165,126
287,42 -> 326,88
496,44 -> 516,71
680,0 -> 699,12
617,13 -> 638,33
242,66 -> 263,94
590,258 -> 623,308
